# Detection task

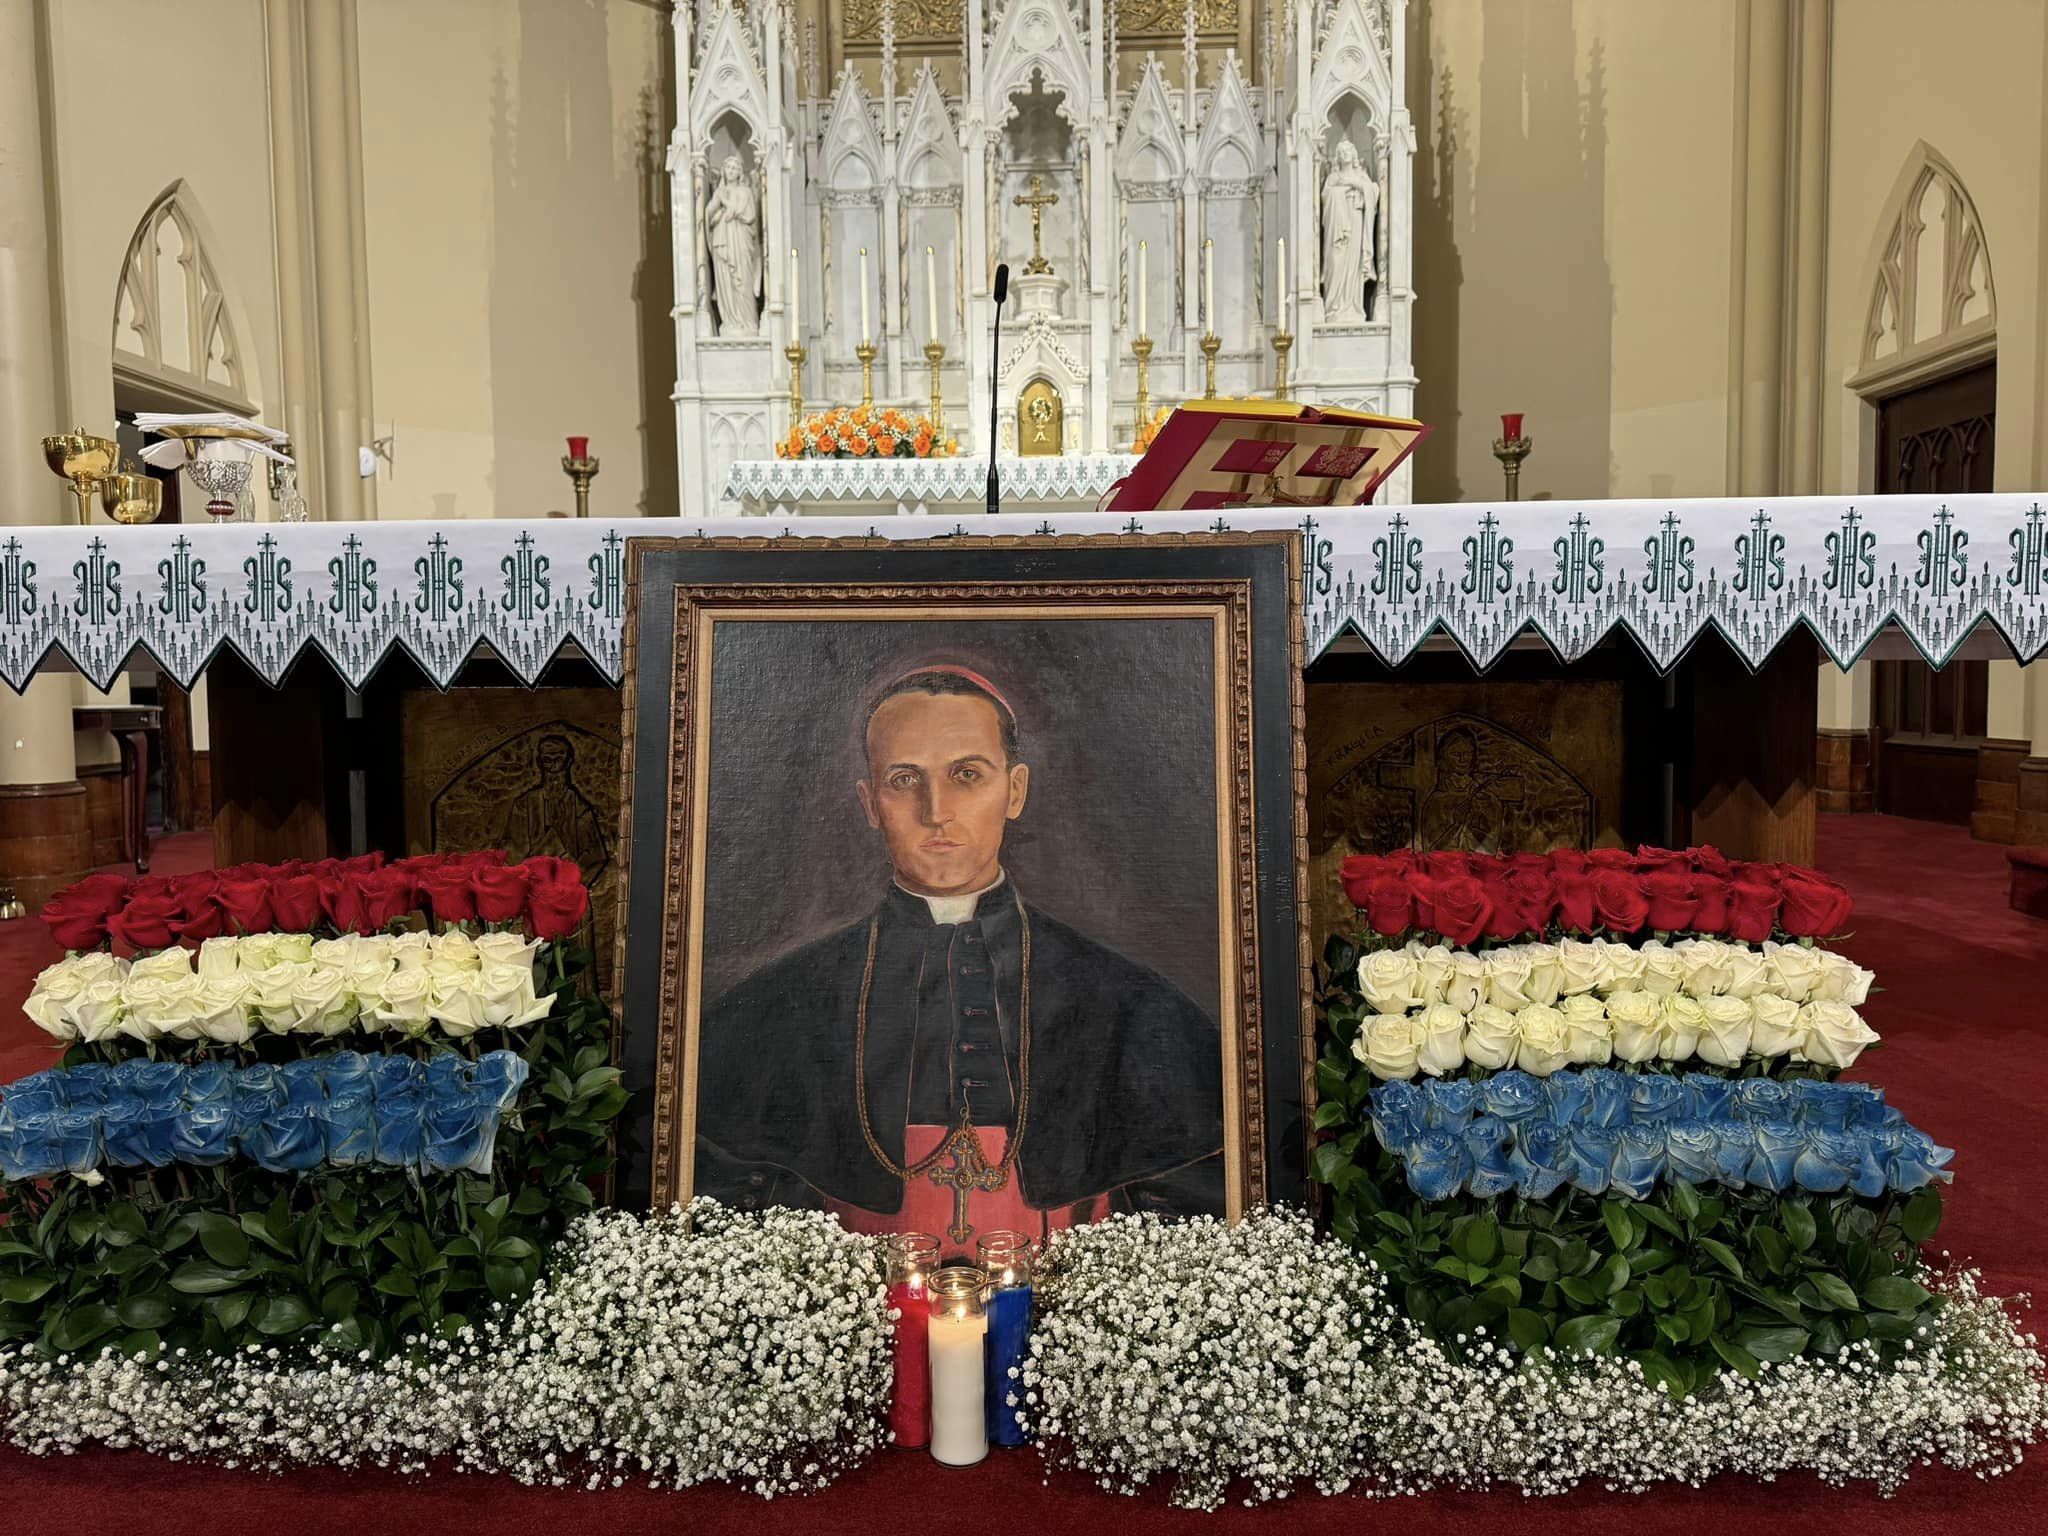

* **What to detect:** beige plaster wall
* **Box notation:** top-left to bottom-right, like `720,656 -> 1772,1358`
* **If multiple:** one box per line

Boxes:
356,0 -> 674,520
1820,0 -> 2047,496
1409,0 -> 1738,504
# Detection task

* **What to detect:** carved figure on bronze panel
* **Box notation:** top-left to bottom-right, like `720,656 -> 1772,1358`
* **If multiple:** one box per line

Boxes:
493,732 -> 612,881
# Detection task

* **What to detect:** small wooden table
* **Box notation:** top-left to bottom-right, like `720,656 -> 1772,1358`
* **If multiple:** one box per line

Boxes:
73,704 -> 161,873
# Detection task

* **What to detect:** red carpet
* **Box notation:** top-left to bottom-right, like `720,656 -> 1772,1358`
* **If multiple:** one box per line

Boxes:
3,818 -> 2046,1531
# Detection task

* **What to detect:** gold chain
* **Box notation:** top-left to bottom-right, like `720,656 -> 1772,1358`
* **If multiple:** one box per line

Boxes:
854,888 -> 1032,1181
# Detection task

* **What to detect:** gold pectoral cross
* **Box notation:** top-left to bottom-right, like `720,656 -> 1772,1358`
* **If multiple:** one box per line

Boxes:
927,1108 -> 1009,1245
1012,174 -> 1059,275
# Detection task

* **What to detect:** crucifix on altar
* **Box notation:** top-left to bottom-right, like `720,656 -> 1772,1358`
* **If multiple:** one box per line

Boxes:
1012,174 -> 1059,275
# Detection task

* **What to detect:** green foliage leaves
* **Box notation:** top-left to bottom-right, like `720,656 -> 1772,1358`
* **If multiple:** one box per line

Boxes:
0,941 -> 620,1365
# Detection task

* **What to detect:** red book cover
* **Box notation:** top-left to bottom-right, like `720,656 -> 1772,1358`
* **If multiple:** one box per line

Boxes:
1106,400 -> 1431,512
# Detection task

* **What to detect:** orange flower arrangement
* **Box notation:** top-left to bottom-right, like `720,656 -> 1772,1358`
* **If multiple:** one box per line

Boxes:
1131,404 -> 1173,454
774,404 -> 959,460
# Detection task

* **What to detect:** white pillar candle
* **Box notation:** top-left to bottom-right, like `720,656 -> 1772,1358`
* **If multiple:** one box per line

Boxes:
859,246 -> 871,345
925,244 -> 940,343
927,1308 -> 988,1466
788,247 -> 799,337
1275,236 -> 1286,329
1204,237 -> 1215,333
1137,239 -> 1148,337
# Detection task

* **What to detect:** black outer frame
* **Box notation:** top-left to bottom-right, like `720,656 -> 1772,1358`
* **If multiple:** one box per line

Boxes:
613,535 -> 1309,1214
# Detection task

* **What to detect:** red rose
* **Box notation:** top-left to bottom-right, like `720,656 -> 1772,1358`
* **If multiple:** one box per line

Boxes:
1633,844 -> 1689,874
322,875 -> 371,935
359,867 -> 420,931
420,867 -> 480,924
269,872 -> 326,932
1641,868 -> 1701,933
1548,848 -> 1590,876
213,873 -> 274,934
1585,847 -> 1637,870
472,864 -> 532,924
1777,868 -> 1852,938
1592,869 -> 1650,933
1553,867 -> 1598,932
341,852 -> 387,874
108,889 -> 184,951
519,855 -> 584,889
473,848 -> 509,867
1339,855 -> 1397,910
1688,845 -> 1734,878
1502,863 -> 1558,935
527,878 -> 590,941
1725,872 -> 1784,943
1429,874 -> 1493,947
1691,873 -> 1731,934
64,871 -> 132,909
1421,850 -> 1478,884
1360,874 -> 1413,937
175,896 -> 228,942
39,890 -> 111,952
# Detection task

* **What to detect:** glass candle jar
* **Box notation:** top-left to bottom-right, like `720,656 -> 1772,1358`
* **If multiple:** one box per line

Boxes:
976,1231 -> 1035,1446
926,1264 -> 989,1467
883,1233 -> 941,1449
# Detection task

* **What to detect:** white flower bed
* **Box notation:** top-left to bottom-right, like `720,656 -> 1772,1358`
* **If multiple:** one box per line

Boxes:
3,1204 -> 2042,1508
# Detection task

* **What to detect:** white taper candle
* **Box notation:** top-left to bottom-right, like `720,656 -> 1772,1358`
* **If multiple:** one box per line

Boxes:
788,247 -> 799,336
926,245 -> 939,343
859,247 -> 871,345
1137,240 -> 1148,336
1204,237 -> 1215,331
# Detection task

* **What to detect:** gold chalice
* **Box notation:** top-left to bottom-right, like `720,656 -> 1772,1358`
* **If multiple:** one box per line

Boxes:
99,465 -> 164,525
42,429 -> 119,525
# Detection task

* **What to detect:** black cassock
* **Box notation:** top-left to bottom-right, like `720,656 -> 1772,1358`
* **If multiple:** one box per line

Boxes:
696,879 -> 1225,1217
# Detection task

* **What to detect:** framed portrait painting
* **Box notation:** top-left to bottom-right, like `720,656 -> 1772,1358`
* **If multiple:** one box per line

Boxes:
614,534 -> 1309,1247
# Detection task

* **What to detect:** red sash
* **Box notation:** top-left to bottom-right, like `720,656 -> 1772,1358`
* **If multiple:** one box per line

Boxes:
824,1123 -> 1106,1251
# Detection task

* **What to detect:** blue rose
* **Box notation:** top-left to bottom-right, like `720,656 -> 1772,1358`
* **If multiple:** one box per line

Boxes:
0,1102 -> 49,1179
1424,1077 -> 1480,1132
473,1051 -> 529,1110
1543,1070 -> 1593,1126
1878,1126 -> 1955,1190
1368,1079 -> 1423,1150
422,1084 -> 500,1176
1664,1118 -> 1720,1185
1401,1127 -> 1473,1201
1710,1122 -> 1754,1187
1562,1124 -> 1619,1195
232,1064 -> 286,1147
278,1058 -> 328,1110
243,1101 -> 326,1173
1609,1123 -> 1667,1200
1792,1127 -> 1862,1192
1509,1120 -> 1571,1200
1733,1077 -> 1793,1122
1478,1070 -> 1547,1123
1747,1122 -> 1804,1192
1681,1073 -> 1737,1122
112,1059 -> 184,1109
101,1095 -> 174,1168
1833,1081 -> 1889,1128
11,1109 -> 101,1177
1578,1068 -> 1632,1129
320,1052 -> 373,1099
1792,1079 -> 1852,1131
1,1071 -> 62,1119
54,1065 -> 109,1109
425,1053 -> 474,1096
170,1102 -> 235,1165
1463,1116 -> 1517,1197
1627,1075 -> 1687,1124
184,1062 -> 235,1108
369,1057 -> 426,1167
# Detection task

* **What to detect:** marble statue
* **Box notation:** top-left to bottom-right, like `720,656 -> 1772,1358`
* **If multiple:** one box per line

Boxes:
1320,140 -> 1379,323
707,156 -> 763,336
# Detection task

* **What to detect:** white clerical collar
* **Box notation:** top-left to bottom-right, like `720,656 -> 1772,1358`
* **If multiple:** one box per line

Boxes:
901,870 -> 1005,926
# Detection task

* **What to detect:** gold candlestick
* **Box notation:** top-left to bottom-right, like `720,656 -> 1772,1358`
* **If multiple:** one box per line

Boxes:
1270,330 -> 1293,401
1198,332 -> 1221,399
561,447 -> 600,518
785,343 -> 807,424
1492,430 -> 1534,501
1132,334 -> 1154,442
855,341 -> 878,409
924,339 -> 946,435
42,429 -> 119,526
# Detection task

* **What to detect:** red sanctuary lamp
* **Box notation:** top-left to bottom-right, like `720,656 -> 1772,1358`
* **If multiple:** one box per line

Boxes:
561,435 -> 599,518
1492,412 -> 1532,501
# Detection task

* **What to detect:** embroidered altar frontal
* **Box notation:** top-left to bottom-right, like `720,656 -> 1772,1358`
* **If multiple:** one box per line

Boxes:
2,493 -> 2042,694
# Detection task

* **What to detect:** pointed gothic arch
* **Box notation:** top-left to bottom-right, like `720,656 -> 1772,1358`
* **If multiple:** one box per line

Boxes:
1851,141 -> 1996,395
820,66 -> 884,190
1197,52 -> 1262,185
112,182 -> 260,412
1116,59 -> 1185,184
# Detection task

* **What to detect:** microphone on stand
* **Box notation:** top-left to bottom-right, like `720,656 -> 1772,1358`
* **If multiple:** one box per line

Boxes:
985,262 -> 1010,518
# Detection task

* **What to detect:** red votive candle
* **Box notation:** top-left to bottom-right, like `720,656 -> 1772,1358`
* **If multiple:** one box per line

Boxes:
884,1233 -> 940,1449
566,435 -> 590,460
1500,413 -> 1524,442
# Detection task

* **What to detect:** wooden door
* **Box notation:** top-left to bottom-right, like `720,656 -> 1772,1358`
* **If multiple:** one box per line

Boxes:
1872,361 -> 1994,821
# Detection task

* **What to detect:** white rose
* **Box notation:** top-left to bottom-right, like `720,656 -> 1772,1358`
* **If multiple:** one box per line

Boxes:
1638,941 -> 1686,997
1599,942 -> 1648,995
1415,1004 -> 1467,1076
1486,949 -> 1536,1011
290,964 -> 357,1037
347,954 -> 399,1016
388,931 -> 436,973
1658,994 -> 1706,1061
23,976 -> 83,1040
1463,1004 -> 1518,1070
474,931 -> 542,969
1748,993 -> 1803,1057
1764,941 -> 1824,1003
431,930 -> 482,973
1444,955 -> 1488,1016
429,970 -> 488,1038
1356,950 -> 1423,1014
195,936 -> 243,982
1814,951 -> 1875,1006
311,936 -> 361,970
149,975 -> 206,1041
1352,1013 -> 1423,1080
61,952 -> 125,987
272,933 -> 315,964
1514,1003 -> 1572,1077
1796,1001 -> 1879,1069
1674,938 -> 1734,999
371,967 -> 435,1036
190,977 -> 256,1046
1695,995 -> 1754,1067
245,962 -> 305,1032
1606,991 -> 1663,1063
1521,943 -> 1564,1007
1557,939 -> 1611,997
1722,945 -> 1770,1000
235,933 -> 285,972
476,961 -> 553,1029
127,947 -> 194,983
1407,942 -> 1454,1007
1560,994 -> 1613,1064
114,974 -> 172,1041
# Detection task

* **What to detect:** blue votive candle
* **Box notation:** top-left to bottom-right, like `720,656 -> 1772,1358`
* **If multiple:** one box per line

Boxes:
977,1230 -> 1035,1446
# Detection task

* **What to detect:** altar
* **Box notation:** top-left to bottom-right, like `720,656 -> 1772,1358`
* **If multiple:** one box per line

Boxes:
722,452 -> 1138,519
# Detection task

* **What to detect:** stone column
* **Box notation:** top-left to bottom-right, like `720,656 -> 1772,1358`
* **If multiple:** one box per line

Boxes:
1783,0 -> 1831,496
0,0 -> 92,906
303,0 -> 367,522
263,0 -> 326,516
1727,0 -> 1791,496
338,0 -> 377,517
